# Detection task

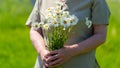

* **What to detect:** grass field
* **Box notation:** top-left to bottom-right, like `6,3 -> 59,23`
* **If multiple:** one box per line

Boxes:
0,0 -> 120,68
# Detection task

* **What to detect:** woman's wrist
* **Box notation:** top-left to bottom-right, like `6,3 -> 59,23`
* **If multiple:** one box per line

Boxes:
64,44 -> 79,57
39,49 -> 49,58
38,48 -> 47,54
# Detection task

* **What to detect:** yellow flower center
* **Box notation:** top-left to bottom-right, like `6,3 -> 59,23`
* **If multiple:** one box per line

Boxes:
56,10 -> 60,14
53,21 -> 57,24
47,14 -> 51,17
53,16 -> 56,18
44,24 -> 49,29
70,18 -> 75,23
48,8 -> 51,10
64,20 -> 67,24
35,24 -> 38,28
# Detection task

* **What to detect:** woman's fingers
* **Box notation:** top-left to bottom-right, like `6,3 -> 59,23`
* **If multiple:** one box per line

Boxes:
43,62 -> 47,68
47,58 -> 63,68
45,50 -> 58,58
45,54 -> 60,63
43,50 -> 63,67
43,46 -> 73,68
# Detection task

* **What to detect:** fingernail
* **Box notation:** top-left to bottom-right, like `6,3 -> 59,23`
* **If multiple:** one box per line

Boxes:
45,63 -> 48,67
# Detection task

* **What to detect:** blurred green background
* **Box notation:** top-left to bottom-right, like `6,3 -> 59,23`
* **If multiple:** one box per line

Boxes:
0,0 -> 119,68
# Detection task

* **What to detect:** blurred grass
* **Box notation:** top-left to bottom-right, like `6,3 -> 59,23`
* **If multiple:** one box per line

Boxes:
0,0 -> 37,68
0,0 -> 120,68
96,0 -> 120,68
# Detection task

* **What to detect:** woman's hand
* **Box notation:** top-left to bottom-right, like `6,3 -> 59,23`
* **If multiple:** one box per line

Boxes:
39,49 -> 50,68
44,46 -> 75,68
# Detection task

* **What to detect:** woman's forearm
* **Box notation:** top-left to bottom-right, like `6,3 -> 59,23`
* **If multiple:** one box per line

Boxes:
30,28 -> 46,54
69,25 -> 107,57
69,33 -> 105,57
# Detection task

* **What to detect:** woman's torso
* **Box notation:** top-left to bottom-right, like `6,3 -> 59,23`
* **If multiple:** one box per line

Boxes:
36,0 -> 99,68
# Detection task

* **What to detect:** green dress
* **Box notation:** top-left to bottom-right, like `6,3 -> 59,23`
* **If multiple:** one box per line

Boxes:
26,0 -> 110,68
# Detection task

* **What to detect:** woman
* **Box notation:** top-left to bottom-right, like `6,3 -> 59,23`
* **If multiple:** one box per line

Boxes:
26,0 -> 110,68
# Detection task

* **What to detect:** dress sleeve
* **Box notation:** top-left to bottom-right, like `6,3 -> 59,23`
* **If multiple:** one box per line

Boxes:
92,0 -> 111,25
25,0 -> 41,27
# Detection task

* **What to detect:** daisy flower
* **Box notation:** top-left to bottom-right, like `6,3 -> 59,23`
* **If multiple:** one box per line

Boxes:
49,18 -> 59,27
38,22 -> 44,27
32,22 -> 40,30
61,17 -> 70,28
69,15 -> 79,26
43,24 -> 49,30
62,11 -> 69,18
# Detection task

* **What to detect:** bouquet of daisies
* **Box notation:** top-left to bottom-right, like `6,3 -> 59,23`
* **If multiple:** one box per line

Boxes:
32,1 -> 79,51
